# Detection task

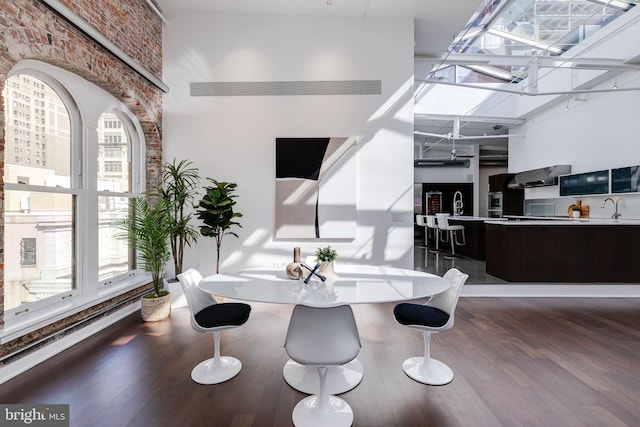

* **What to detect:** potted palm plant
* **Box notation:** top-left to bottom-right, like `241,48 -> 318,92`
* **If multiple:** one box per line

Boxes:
152,158 -> 200,278
196,179 -> 243,273
118,196 -> 172,321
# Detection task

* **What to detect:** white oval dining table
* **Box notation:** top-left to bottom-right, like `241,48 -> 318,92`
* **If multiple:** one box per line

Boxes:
199,264 -> 449,394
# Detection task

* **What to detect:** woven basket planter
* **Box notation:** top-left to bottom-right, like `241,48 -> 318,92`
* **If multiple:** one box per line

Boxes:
141,292 -> 171,322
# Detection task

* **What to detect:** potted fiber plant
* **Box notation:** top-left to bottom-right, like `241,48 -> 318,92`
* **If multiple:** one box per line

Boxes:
152,158 -> 201,278
196,179 -> 243,274
118,196 -> 172,321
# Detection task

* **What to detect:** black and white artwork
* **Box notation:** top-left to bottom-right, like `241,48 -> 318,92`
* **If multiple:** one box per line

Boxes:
275,137 -> 357,239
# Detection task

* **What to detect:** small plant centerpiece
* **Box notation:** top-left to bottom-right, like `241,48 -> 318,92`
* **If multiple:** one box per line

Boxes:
196,179 -> 243,274
570,201 -> 583,218
152,158 -> 201,279
315,245 -> 338,279
316,245 -> 338,264
117,196 -> 172,321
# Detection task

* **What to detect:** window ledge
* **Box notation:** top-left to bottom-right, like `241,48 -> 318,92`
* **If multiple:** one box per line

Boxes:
1,273 -> 151,344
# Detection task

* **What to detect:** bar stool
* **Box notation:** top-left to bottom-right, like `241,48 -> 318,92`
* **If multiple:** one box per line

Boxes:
435,214 -> 465,259
425,215 -> 440,252
416,215 -> 428,248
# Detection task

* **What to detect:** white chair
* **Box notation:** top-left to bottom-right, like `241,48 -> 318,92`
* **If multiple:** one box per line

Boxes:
393,268 -> 469,385
177,268 -> 251,384
284,304 -> 361,427
435,213 -> 466,258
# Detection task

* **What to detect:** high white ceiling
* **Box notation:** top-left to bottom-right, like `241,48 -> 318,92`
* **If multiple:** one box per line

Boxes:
155,0 -> 479,58
154,0 -> 500,161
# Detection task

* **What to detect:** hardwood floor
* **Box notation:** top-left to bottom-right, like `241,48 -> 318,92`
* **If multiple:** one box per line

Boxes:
1,298 -> 639,426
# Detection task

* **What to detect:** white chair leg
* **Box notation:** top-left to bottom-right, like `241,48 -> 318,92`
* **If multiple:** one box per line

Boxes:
292,366 -> 354,427
439,229 -> 449,245
401,331 -> 454,385
316,367 -> 329,413
283,359 -> 363,395
191,330 -> 242,385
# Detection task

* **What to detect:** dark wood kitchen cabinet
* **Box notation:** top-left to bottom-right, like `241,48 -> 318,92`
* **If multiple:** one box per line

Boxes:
485,222 -> 640,282
489,173 -> 514,192
488,173 -> 524,216
447,218 -> 486,260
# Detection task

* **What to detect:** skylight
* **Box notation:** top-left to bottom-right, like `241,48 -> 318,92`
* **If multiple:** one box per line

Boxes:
431,0 -> 637,83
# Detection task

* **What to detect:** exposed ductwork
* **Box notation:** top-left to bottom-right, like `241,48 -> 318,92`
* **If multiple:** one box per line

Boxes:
414,159 -> 470,168
508,165 -> 571,188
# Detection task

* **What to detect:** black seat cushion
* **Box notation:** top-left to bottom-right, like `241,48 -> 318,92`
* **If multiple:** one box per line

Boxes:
393,303 -> 450,327
194,303 -> 251,328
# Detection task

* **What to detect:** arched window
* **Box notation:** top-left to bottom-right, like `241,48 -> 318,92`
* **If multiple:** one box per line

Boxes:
2,60 -> 146,331
3,73 -> 75,311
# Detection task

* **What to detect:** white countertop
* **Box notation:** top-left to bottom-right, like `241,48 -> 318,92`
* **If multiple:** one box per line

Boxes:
446,216 -> 503,221
486,218 -> 640,225
426,214 -> 640,225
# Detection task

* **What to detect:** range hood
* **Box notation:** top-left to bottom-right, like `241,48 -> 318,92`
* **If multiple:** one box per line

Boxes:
508,165 -> 571,188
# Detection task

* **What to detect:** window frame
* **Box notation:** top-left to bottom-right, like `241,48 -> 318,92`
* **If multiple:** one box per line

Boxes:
96,110 -> 141,287
1,60 -> 149,342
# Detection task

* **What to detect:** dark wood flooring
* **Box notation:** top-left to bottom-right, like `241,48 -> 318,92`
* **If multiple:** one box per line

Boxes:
1,298 -> 639,426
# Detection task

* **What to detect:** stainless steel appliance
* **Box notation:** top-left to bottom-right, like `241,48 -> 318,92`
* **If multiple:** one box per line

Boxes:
488,191 -> 503,218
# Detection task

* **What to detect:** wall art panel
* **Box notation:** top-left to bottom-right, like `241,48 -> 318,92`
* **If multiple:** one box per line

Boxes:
275,137 -> 357,239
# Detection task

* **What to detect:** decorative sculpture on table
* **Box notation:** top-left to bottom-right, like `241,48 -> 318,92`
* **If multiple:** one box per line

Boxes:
300,262 -> 327,284
286,247 -> 303,279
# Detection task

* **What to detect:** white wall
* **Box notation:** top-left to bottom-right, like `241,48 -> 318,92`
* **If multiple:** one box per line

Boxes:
510,71 -> 640,220
509,86 -> 640,174
163,13 -> 415,275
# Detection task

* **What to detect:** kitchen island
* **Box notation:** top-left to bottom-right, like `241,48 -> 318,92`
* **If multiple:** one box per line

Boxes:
447,216 -> 504,260
485,219 -> 640,282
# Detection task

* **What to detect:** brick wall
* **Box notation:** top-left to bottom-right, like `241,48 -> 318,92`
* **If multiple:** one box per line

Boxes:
57,0 -> 163,77
0,0 -> 164,352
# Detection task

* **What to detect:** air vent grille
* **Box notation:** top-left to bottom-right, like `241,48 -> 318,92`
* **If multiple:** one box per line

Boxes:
190,80 -> 381,96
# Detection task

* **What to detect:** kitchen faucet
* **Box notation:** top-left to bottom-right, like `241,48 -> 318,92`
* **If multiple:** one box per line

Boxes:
602,197 -> 622,219
453,191 -> 464,216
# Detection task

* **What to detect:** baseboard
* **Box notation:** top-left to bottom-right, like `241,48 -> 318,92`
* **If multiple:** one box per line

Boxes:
0,302 -> 140,385
462,283 -> 640,298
